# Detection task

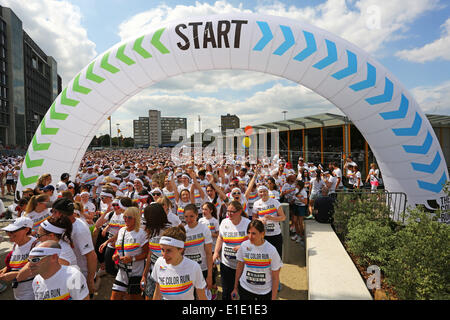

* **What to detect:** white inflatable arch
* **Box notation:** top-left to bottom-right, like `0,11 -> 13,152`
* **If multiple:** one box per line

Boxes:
18,13 -> 448,207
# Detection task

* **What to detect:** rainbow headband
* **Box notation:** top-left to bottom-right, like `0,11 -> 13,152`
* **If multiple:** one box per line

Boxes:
159,236 -> 184,249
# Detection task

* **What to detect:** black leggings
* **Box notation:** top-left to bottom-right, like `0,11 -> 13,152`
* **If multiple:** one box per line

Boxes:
265,234 -> 283,258
94,229 -> 107,264
104,246 -> 118,275
220,263 -> 236,301
238,283 -> 272,300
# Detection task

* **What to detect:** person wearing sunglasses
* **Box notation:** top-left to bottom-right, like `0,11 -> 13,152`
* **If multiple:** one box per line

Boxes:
0,217 -> 36,300
30,240 -> 90,300
97,198 -> 132,276
111,207 -> 149,300
213,201 -> 250,300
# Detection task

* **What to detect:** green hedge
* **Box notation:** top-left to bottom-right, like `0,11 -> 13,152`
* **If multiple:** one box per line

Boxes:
332,186 -> 450,300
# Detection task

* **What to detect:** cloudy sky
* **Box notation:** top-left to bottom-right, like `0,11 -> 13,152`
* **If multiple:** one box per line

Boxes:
2,0 -> 449,137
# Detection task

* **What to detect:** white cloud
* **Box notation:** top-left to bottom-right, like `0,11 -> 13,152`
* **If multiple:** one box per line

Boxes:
411,80 -> 450,114
1,0 -> 97,85
395,18 -> 450,63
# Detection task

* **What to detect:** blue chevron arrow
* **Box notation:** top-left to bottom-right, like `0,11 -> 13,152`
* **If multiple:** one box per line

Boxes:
379,94 -> 409,120
365,77 -> 393,105
273,25 -> 295,56
403,131 -> 433,154
392,112 -> 422,136
332,50 -> 357,80
349,62 -> 376,91
313,39 -> 337,70
293,31 -> 317,61
411,152 -> 441,174
253,21 -> 273,51
417,171 -> 447,193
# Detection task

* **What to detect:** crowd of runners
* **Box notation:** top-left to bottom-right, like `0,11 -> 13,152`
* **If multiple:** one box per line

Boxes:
0,148 -> 381,300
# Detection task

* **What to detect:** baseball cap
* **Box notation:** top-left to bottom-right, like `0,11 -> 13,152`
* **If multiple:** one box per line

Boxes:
52,198 -> 74,214
43,185 -> 55,192
2,217 -> 33,232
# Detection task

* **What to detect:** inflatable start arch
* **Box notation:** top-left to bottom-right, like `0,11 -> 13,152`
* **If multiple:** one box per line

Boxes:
18,13 -> 448,208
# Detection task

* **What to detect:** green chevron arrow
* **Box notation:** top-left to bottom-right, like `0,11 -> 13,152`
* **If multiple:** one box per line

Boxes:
117,44 -> 136,65
32,135 -> 51,151
49,102 -> 68,120
101,52 -> 120,74
151,28 -> 170,54
40,117 -> 59,135
86,61 -> 105,83
60,88 -> 79,107
133,36 -> 152,59
20,170 -> 39,186
73,73 -> 91,94
25,152 -> 44,168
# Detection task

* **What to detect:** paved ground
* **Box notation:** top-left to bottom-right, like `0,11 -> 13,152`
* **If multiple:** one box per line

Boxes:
0,193 -> 307,300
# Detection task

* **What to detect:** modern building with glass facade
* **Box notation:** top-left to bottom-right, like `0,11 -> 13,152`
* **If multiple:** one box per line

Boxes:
240,112 -> 450,178
221,113 -> 240,134
161,117 -> 187,146
0,5 -> 61,148
133,117 -> 150,148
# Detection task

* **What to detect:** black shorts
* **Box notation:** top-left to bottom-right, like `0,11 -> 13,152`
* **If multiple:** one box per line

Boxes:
6,179 -> 14,185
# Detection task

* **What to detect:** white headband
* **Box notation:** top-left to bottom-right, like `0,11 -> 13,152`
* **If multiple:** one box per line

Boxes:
100,192 -> 114,198
134,178 -> 144,185
231,188 -> 241,194
29,247 -> 61,257
80,191 -> 90,197
159,236 -> 185,249
40,220 -> 65,235
257,185 -> 269,192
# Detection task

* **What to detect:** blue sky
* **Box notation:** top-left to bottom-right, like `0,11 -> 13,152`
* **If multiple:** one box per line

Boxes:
1,0 -> 449,137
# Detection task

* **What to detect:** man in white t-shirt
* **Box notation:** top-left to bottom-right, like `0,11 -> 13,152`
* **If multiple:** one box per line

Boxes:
29,240 -> 89,300
51,198 -> 97,298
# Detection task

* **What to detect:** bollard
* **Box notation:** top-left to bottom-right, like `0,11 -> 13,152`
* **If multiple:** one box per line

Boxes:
280,203 -> 291,264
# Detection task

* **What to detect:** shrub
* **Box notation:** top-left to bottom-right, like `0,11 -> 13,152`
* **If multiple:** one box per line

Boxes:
346,213 -> 396,269
384,207 -> 450,300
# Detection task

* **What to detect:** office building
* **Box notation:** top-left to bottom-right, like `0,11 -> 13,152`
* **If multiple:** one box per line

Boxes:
148,109 -> 161,147
221,113 -> 240,134
133,117 -> 149,148
0,5 -> 62,148
161,117 -> 187,146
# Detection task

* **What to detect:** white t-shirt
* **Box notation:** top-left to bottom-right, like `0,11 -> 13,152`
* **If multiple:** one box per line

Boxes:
368,169 -> 380,182
252,198 -> 282,236
310,178 -> 326,195
176,200 -> 191,224
10,237 -> 36,300
327,176 -> 338,194
198,216 -> 220,253
71,218 -> 95,276
281,183 -> 297,202
151,256 -> 206,300
107,212 -> 125,248
219,217 -> 250,269
59,240 -> 78,266
333,168 -> 343,187
26,209 -> 51,234
184,223 -> 213,272
295,188 -> 308,206
114,227 -> 148,277
148,228 -> 169,268
56,181 -> 68,193
162,188 -> 177,214
268,189 -> 280,201
236,240 -> 283,295
167,212 -> 182,227
33,265 -> 89,300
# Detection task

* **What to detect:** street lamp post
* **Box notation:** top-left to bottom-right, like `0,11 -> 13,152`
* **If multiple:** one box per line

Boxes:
282,111 -> 288,120
116,123 -> 120,148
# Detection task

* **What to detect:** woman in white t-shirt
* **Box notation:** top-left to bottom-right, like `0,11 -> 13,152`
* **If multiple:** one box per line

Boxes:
24,194 -> 52,236
252,186 -> 286,258
266,177 -> 280,201
232,219 -> 282,300
213,201 -> 250,300
141,203 -> 171,300
111,207 -> 149,300
183,204 -> 213,291
308,169 -> 326,216
291,181 -> 308,245
151,226 -> 207,300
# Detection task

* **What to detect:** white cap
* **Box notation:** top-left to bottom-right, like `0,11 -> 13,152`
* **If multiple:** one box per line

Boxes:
2,217 -> 33,232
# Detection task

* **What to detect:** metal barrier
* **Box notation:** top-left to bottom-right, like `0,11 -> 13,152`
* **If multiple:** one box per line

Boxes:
334,189 -> 408,223
280,203 -> 293,264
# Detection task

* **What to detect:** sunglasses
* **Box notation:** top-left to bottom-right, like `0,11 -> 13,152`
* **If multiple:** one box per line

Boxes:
28,255 -> 50,263
112,204 -> 120,207
36,232 -> 52,239
153,192 -> 161,196
123,215 -> 134,220
227,210 -> 238,214
232,192 -> 241,196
